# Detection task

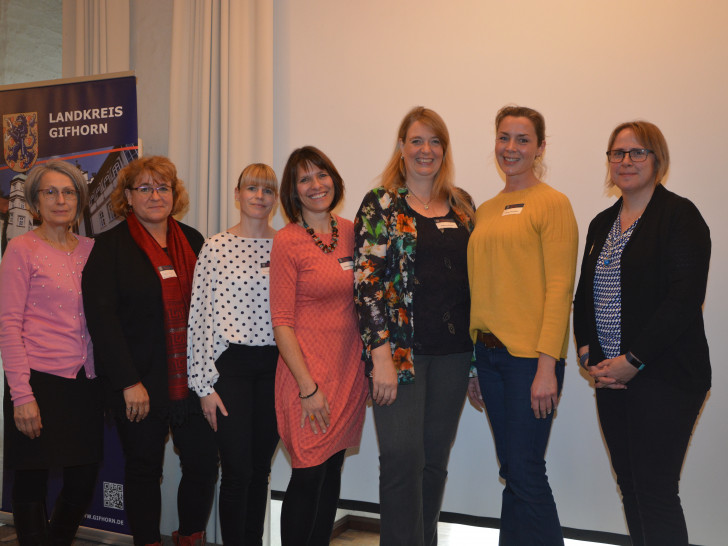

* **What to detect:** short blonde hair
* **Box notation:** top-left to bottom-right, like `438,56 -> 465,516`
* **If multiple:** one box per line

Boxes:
237,163 -> 278,194
606,121 -> 670,187
110,156 -> 190,218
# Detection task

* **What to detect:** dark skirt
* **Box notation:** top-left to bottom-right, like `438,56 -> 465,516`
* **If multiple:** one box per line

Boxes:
3,368 -> 104,470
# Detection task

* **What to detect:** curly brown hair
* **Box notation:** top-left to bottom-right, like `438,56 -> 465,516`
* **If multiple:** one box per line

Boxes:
110,156 -> 190,218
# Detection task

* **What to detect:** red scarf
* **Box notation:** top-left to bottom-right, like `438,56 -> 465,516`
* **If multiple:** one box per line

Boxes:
127,212 -> 197,404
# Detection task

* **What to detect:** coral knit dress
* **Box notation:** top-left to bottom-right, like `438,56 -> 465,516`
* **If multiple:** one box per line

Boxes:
270,217 -> 367,468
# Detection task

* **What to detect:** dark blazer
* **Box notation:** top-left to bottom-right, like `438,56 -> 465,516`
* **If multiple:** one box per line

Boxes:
82,219 -> 204,409
573,184 -> 711,393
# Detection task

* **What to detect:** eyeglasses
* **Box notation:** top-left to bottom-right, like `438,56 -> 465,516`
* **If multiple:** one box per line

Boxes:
37,188 -> 79,201
606,149 -> 653,163
130,185 -> 173,195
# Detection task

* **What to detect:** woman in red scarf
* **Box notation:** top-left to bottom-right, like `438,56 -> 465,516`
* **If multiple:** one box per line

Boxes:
83,156 -> 218,546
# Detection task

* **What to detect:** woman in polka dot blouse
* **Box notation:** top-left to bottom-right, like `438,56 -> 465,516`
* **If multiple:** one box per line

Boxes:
187,163 -> 280,545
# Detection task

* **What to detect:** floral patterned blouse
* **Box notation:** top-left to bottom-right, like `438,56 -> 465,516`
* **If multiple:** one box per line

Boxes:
354,186 -> 474,384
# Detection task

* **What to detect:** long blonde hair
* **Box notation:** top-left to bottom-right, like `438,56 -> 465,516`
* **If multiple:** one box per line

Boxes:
380,106 -> 474,223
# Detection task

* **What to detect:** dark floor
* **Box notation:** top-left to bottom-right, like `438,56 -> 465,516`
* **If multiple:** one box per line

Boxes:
0,523 -> 186,545
0,523 -> 378,545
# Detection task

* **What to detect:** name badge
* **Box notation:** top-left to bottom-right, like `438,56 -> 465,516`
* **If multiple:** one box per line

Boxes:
260,261 -> 270,275
338,257 -> 354,270
435,219 -> 458,230
158,265 -> 177,279
502,203 -> 525,216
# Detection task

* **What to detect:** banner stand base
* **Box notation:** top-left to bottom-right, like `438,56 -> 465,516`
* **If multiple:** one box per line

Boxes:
1,511 -> 133,545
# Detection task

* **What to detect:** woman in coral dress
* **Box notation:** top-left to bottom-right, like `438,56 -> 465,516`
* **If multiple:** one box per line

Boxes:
270,146 -> 367,546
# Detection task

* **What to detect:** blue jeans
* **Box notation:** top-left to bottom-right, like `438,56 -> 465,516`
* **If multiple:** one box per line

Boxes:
474,343 -> 564,546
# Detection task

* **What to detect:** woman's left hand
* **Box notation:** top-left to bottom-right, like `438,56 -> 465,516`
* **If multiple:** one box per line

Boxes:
589,355 -> 636,389
300,390 -> 331,434
531,354 -> 559,419
200,391 -> 228,432
467,377 -> 485,409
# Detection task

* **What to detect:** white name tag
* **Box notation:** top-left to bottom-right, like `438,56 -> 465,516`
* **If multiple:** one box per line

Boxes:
502,203 -> 525,216
260,261 -> 270,275
339,257 -> 354,270
435,219 -> 458,230
158,265 -> 177,279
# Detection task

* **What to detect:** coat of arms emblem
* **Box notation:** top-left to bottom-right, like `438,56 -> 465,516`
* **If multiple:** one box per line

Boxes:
3,112 -> 38,173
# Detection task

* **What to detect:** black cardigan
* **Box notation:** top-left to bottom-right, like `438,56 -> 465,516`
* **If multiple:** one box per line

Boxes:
573,184 -> 711,393
82,219 -> 204,409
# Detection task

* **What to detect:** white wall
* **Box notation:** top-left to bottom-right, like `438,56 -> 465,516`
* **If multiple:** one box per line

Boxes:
4,1 -> 727,543
267,1 -> 728,544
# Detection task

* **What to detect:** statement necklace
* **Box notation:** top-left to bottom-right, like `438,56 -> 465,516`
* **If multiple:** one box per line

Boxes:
302,215 -> 338,254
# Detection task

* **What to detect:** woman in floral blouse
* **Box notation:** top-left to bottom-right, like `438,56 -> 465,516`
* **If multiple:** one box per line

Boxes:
354,106 -> 475,546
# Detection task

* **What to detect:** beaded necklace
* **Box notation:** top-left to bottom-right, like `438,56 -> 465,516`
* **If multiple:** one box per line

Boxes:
302,215 -> 338,253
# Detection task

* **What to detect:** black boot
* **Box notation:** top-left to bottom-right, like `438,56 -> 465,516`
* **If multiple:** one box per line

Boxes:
12,501 -> 49,546
48,497 -> 87,546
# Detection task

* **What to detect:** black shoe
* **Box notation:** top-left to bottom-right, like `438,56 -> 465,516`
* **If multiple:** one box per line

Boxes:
48,497 -> 87,546
12,501 -> 49,546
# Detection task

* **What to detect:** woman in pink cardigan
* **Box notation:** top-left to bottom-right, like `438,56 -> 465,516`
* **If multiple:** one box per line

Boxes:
0,160 -> 103,545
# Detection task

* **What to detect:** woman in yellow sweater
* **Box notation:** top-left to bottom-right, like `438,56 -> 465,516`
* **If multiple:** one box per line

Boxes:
467,105 -> 578,545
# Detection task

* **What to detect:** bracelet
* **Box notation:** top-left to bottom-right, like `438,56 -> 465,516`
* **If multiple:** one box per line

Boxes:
299,383 -> 319,399
625,351 -> 646,371
578,352 -> 590,369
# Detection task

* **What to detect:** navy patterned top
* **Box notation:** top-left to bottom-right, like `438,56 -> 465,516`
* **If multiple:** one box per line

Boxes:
593,212 -> 639,359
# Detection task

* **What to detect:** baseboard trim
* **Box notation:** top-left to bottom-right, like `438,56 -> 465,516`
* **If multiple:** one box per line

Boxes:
272,491 -> 635,545
331,514 -> 380,538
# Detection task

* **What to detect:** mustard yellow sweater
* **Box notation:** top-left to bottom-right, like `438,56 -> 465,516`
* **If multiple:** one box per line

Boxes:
468,182 -> 578,359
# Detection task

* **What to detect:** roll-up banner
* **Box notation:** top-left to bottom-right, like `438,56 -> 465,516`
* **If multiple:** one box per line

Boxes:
1,72 -> 139,539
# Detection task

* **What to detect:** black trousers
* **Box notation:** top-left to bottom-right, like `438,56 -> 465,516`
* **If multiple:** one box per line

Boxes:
213,344 -> 279,545
13,463 -> 99,507
596,375 -> 706,546
280,450 -> 346,546
114,405 -> 218,546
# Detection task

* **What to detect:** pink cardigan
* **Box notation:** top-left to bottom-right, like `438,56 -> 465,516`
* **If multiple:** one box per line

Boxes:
0,231 -> 95,406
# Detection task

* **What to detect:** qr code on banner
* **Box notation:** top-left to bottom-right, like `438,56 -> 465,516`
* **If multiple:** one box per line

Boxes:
103,482 -> 124,510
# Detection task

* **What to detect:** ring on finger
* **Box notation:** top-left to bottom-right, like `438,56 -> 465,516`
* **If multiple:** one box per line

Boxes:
309,415 -> 315,422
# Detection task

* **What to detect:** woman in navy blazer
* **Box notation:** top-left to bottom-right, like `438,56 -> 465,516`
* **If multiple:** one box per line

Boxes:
573,121 -> 710,546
